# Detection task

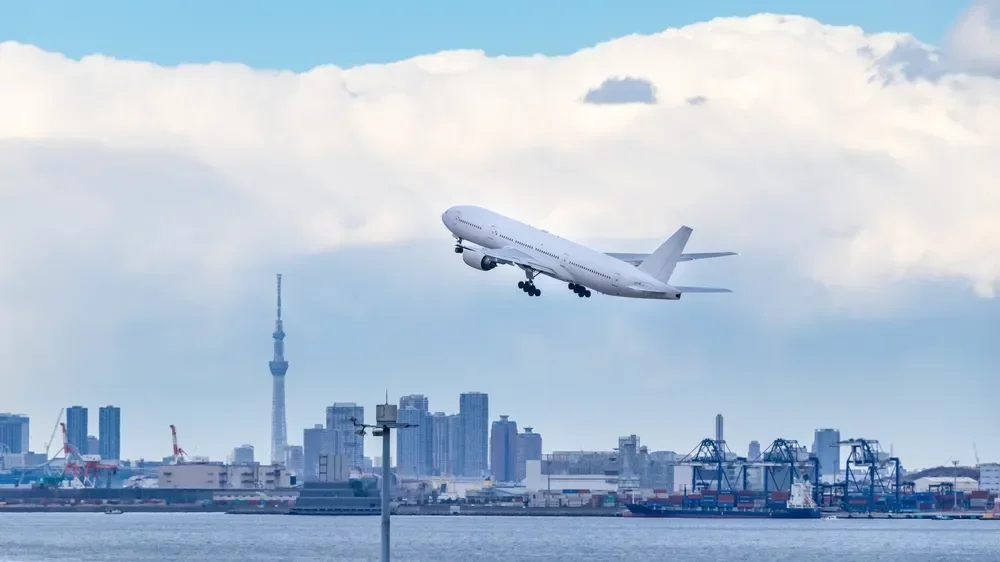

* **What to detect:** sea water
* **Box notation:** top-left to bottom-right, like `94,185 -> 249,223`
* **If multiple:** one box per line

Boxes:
1,513 -> 999,561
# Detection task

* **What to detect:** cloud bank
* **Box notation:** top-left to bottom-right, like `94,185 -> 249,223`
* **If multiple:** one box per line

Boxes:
1,9 -> 999,462
1,13 -> 997,309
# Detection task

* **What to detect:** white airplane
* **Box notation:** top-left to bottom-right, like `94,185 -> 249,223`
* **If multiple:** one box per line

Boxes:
441,205 -> 737,299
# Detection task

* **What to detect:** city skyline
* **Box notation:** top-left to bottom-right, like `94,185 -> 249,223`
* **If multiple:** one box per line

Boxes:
2,1 -> 998,469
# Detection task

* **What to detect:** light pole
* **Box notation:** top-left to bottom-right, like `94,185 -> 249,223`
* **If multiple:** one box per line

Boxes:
350,402 -> 416,562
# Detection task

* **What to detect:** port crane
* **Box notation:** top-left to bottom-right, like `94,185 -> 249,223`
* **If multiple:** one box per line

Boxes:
16,408 -> 65,487
170,424 -> 190,464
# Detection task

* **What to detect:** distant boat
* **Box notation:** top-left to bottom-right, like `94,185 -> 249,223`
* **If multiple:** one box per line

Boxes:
104,508 -> 124,515
625,481 -> 821,519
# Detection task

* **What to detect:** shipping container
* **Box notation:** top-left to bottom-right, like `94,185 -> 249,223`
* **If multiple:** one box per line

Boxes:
718,494 -> 736,503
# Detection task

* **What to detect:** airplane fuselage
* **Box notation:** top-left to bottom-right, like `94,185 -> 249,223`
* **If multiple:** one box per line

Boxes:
441,205 -> 681,299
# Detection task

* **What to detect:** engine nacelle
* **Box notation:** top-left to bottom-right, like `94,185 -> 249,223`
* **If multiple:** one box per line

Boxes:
462,248 -> 498,271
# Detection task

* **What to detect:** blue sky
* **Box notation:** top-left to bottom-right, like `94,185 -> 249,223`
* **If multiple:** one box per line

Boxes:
1,1 -> 995,471
1,1 -> 967,70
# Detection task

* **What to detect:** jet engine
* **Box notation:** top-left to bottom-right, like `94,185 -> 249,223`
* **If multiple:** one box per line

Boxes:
462,248 -> 498,271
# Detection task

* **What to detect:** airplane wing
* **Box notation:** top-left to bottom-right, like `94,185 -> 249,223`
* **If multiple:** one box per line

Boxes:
465,245 -> 560,276
606,252 -> 738,266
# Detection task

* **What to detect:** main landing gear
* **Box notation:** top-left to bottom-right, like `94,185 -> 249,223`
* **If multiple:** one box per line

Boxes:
518,281 -> 540,297
518,270 -> 541,297
569,283 -> 591,298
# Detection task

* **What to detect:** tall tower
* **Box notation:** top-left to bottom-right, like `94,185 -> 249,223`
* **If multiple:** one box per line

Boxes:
269,274 -> 289,465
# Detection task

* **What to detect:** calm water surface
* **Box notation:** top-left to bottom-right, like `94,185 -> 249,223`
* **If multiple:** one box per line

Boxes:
2,513 -> 999,561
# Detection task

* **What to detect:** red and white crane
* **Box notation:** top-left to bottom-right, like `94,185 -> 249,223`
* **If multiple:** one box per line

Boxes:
169,424 -> 189,464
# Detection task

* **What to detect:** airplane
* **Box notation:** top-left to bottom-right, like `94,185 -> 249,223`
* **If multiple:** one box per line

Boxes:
440,205 -> 737,299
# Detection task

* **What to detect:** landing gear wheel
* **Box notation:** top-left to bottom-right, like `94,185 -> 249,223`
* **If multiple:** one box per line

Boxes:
454,245 -> 463,254
520,281 -> 539,296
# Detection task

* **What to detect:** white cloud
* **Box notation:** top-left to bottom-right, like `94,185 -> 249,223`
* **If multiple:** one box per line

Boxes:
944,0 -> 1000,77
0,12 -> 998,318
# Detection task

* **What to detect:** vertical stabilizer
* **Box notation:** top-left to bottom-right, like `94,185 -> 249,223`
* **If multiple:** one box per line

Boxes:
637,226 -> 693,283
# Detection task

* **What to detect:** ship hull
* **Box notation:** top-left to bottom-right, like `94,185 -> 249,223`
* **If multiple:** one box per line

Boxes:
625,503 -> 821,519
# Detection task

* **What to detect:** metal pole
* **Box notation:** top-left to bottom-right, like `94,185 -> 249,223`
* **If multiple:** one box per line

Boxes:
381,426 -> 391,562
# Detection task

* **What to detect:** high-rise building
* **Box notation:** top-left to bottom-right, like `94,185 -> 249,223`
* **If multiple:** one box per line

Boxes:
396,395 -> 432,477
397,407 -> 431,476
813,428 -> 841,479
446,414 -> 462,476
269,274 -> 289,466
748,440 -> 761,460
431,412 -> 450,476
516,427 -> 543,483
285,445 -> 304,476
66,406 -> 88,456
86,436 -> 100,456
326,403 -> 365,470
303,424 -> 337,482
0,414 -> 29,454
98,406 -> 121,460
489,415 -> 518,483
715,414 -> 724,445
459,392 -> 489,478
399,395 -> 429,411
229,444 -> 255,464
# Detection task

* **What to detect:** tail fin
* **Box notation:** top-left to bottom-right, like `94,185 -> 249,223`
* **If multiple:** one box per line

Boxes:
636,226 -> 692,283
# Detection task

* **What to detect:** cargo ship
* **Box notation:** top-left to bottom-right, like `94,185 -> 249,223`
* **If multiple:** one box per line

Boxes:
625,481 -> 821,519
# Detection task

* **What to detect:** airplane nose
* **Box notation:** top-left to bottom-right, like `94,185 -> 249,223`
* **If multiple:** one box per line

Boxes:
442,208 -> 456,227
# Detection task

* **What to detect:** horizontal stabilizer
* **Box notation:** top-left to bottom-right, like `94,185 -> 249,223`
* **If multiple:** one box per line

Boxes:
673,286 -> 732,294
681,252 -> 738,261
607,251 -> 738,266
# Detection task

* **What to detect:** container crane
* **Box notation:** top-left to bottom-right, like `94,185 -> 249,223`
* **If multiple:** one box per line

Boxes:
170,424 -> 189,464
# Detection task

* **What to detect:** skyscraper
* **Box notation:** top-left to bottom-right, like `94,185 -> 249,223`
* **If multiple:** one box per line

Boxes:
303,424 -> 336,482
98,406 -> 121,460
446,414 -> 462,476
399,395 -> 429,411
0,414 -> 29,454
229,444 -> 255,464
285,445 -> 304,476
459,392 -> 489,478
813,428 -> 841,479
396,395 -> 432,476
269,274 -> 289,465
66,406 -> 88,456
489,415 -> 518,483
748,440 -> 761,460
326,403 -> 365,470
516,427 -> 543,483
86,436 -> 100,456
431,412 -> 450,476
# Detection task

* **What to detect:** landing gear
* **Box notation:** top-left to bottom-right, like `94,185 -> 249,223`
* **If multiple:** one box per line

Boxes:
454,238 -> 464,254
568,283 -> 591,298
518,280 -> 540,297
519,271 -> 541,297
